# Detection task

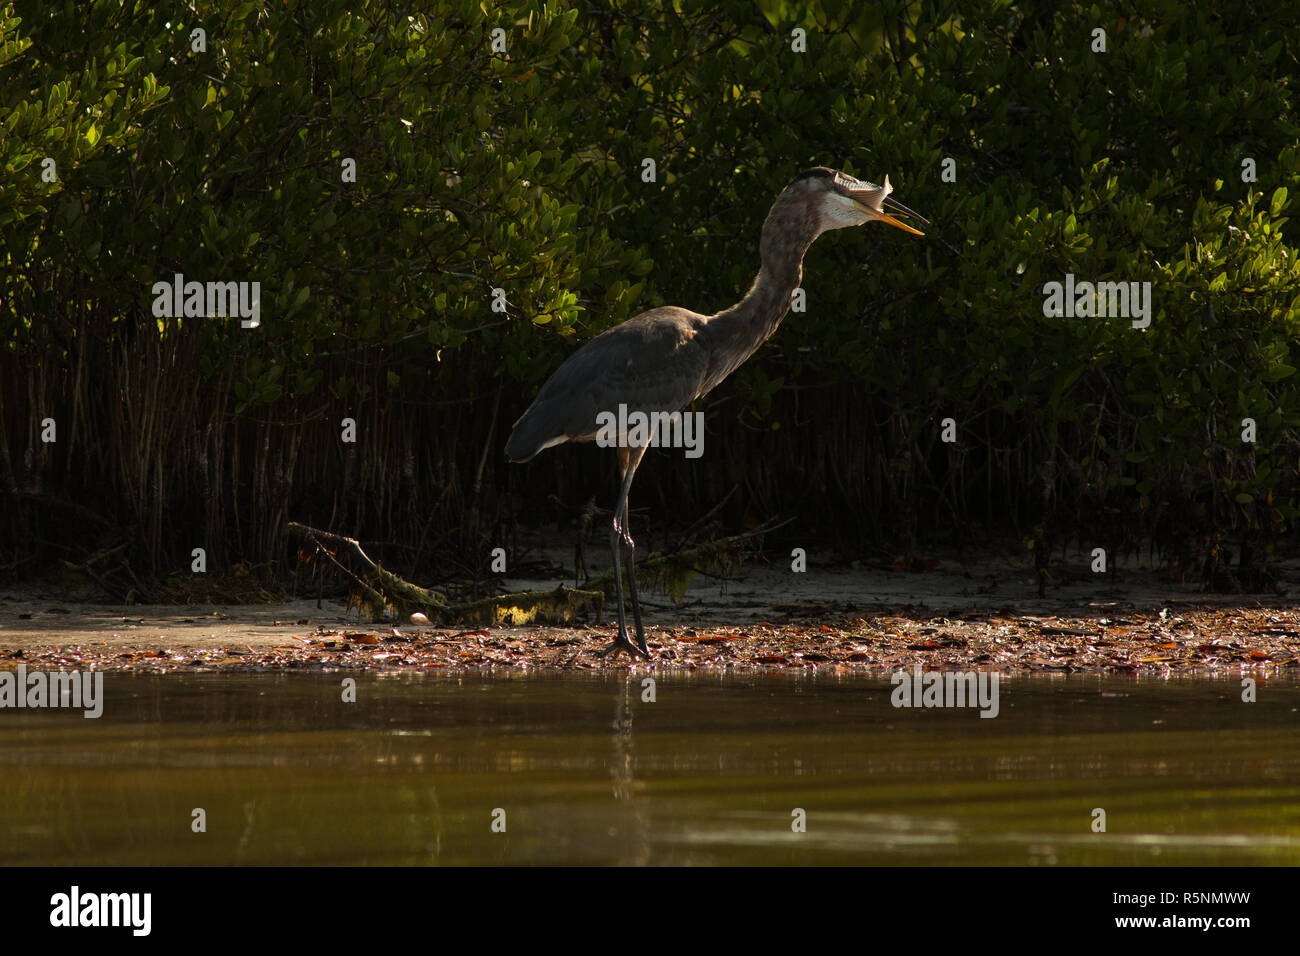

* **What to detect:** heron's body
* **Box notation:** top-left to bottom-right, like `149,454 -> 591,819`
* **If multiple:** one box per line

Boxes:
506,167 -> 925,658
504,307 -> 709,458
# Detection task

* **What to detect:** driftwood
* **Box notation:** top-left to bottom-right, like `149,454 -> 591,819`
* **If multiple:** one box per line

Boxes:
287,518 -> 788,625
287,521 -> 601,625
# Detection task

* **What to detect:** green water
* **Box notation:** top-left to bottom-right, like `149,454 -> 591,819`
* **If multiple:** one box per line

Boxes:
1,672 -> 1297,865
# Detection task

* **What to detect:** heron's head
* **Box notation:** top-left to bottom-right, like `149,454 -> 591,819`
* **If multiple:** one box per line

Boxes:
786,167 -> 927,237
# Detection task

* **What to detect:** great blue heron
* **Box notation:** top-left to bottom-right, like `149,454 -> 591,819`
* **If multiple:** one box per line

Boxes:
505,167 -> 926,659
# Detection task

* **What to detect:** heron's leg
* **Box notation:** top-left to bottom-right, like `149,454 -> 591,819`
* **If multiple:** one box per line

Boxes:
619,494 -> 648,656
597,445 -> 649,660
602,504 -> 631,653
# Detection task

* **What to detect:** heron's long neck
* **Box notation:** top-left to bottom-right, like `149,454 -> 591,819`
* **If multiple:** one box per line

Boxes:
699,199 -> 820,391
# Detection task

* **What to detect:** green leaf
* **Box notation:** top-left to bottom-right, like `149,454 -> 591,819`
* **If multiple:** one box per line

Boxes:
1263,363 -> 1295,382
1270,186 -> 1288,217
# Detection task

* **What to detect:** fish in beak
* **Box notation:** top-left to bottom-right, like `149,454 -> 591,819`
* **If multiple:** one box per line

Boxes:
845,173 -> 928,236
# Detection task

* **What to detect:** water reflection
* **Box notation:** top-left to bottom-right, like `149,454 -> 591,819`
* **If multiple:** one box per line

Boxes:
0,672 -> 1297,864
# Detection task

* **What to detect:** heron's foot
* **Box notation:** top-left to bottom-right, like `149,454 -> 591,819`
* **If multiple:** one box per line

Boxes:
596,633 -> 651,661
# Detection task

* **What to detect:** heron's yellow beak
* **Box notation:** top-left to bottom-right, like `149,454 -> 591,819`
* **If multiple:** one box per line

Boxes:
854,194 -> 927,236
867,208 -> 925,236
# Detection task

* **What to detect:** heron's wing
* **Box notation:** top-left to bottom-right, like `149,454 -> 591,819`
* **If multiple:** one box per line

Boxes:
505,308 -> 710,461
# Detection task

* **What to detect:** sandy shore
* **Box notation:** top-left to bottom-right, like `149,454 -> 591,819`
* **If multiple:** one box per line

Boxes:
3,550 -> 1297,675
